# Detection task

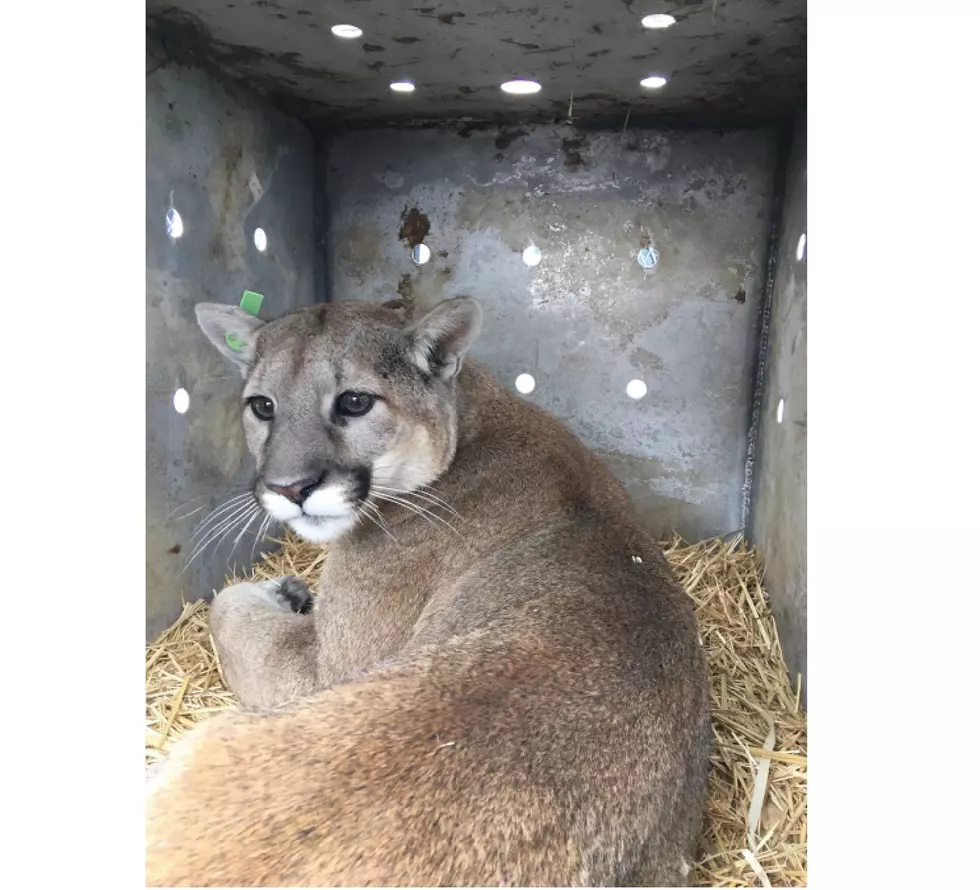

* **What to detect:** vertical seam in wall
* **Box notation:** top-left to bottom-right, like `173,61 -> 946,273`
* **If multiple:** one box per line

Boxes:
312,133 -> 330,303
740,122 -> 793,534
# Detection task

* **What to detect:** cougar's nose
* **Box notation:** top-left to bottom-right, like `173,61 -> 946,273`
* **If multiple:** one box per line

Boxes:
265,472 -> 325,505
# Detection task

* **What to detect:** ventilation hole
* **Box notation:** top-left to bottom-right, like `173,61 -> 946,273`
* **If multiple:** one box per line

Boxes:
641,14 -> 676,29
412,243 -> 431,265
796,233 -> 806,261
522,245 -> 542,266
165,207 -> 183,239
637,246 -> 659,269
331,24 -> 363,39
501,79 -> 542,95
626,379 -> 648,399
515,373 -> 536,394
777,398 -> 785,423
390,81 -> 415,93
173,388 -> 190,414
640,75 -> 668,89
253,228 -> 267,252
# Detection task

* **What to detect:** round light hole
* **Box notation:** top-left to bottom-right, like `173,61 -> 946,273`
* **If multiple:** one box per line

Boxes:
796,233 -> 806,261
627,379 -> 648,400
412,243 -> 431,265
253,227 -> 267,252
637,246 -> 659,269
515,373 -> 536,394
390,81 -> 415,93
331,24 -> 363,39
640,75 -> 668,90
165,208 -> 183,239
173,388 -> 190,414
777,398 -> 785,424
641,14 -> 677,29
523,245 -> 542,267
501,79 -> 542,95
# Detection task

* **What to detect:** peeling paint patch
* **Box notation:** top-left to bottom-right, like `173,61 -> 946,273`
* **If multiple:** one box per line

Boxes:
398,206 -> 431,247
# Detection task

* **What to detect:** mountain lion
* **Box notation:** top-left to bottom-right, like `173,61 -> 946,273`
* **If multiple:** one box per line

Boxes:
145,297 -> 711,887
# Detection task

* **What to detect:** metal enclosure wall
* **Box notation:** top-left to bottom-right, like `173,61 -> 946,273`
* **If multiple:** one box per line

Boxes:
750,114 -> 807,701
144,59 -> 806,691
146,55 -> 318,639
323,125 -> 778,541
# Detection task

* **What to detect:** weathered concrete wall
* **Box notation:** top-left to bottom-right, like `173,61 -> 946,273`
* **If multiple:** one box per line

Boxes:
146,54 -> 317,639
324,124 -> 778,541
750,114 -> 807,702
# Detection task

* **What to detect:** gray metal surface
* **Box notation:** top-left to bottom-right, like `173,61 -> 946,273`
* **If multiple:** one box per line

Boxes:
749,113 -> 806,702
324,123 -> 777,540
146,1 -> 806,124
146,52 -> 318,639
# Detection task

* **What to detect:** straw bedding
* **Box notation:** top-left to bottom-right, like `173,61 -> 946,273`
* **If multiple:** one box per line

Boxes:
146,533 -> 806,887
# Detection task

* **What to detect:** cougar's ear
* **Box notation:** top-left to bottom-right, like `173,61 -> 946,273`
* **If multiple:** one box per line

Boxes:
380,298 -> 410,322
194,303 -> 265,377
405,298 -> 482,380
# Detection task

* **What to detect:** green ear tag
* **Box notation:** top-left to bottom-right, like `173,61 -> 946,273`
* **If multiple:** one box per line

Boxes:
225,332 -> 245,352
240,290 -> 264,317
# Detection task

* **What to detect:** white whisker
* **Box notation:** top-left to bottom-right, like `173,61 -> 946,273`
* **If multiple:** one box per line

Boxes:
371,492 -> 461,538
372,476 -> 459,516
251,514 -> 273,564
358,501 -> 399,544
181,500 -> 257,573
213,506 -> 260,568
190,492 -> 255,543
190,493 -> 254,538
370,484 -> 464,521
166,492 -> 206,520
187,503 -> 256,565
370,471 -> 461,511
172,503 -> 207,522
227,508 -> 261,570
363,500 -> 400,542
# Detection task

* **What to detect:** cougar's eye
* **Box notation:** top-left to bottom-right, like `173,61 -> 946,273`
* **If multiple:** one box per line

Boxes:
247,396 -> 275,421
337,391 -> 375,417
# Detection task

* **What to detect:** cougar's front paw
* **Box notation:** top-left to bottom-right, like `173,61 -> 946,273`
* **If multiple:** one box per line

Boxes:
273,576 -> 313,614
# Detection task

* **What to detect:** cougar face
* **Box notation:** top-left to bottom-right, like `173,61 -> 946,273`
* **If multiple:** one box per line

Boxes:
196,299 -> 482,543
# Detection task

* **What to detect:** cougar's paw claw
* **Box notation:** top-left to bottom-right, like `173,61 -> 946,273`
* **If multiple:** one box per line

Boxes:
274,576 -> 313,614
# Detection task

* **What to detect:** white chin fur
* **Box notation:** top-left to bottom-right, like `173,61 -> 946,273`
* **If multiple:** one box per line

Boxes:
260,491 -> 302,521
261,486 -> 356,542
303,485 -> 350,518
288,513 -> 357,543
